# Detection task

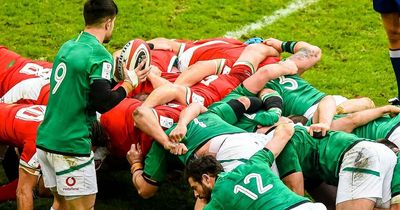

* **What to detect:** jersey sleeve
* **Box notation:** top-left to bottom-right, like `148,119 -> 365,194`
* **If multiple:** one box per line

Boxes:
209,102 -> 239,125
88,49 -> 114,83
143,141 -> 169,184
204,199 -> 224,210
276,142 -> 302,179
249,149 -> 275,167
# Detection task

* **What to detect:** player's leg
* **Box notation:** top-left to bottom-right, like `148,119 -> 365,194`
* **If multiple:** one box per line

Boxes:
54,153 -> 97,210
380,12 -> 400,104
65,194 -> 96,210
243,61 -> 297,95
336,97 -> 375,114
174,59 -> 224,87
16,167 -> 38,209
36,148 -> 68,210
141,83 -> 187,107
336,141 -> 397,210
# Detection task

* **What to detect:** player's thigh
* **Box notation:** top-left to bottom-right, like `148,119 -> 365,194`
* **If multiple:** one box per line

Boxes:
66,194 -> 96,210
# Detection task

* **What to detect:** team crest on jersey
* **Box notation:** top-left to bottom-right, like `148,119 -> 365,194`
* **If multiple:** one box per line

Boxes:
102,62 -> 112,80
159,116 -> 174,128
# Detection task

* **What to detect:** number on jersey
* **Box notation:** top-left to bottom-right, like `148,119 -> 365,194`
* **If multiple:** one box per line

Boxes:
52,63 -> 67,94
19,63 -> 52,79
233,173 -> 273,200
15,105 -> 46,122
278,76 -> 298,90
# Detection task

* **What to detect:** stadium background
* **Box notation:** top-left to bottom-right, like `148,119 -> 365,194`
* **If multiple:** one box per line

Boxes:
0,0 -> 395,209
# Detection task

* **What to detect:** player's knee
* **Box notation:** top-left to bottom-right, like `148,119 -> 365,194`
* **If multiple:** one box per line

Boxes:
236,96 -> 251,110
133,106 -> 147,123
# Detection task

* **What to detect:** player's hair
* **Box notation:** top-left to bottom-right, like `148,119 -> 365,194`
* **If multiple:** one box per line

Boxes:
288,115 -> 308,125
185,155 -> 224,183
83,0 -> 118,26
90,120 -> 109,147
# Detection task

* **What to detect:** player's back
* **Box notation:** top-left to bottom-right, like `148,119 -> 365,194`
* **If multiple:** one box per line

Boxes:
266,75 -> 326,116
0,103 -> 44,147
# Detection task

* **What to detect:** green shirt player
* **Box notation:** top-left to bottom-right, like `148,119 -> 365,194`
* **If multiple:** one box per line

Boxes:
184,131 -> 326,209
275,125 -> 397,210
36,1 -> 149,209
127,103 -> 298,201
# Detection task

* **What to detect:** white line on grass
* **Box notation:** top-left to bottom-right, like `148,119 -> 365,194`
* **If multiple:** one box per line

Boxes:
224,0 -> 319,39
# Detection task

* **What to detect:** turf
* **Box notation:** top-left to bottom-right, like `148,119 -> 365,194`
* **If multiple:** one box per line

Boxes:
0,0 -> 395,209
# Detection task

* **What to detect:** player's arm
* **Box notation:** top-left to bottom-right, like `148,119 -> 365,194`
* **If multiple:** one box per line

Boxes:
133,106 -> 178,150
90,61 -> 149,113
264,122 -> 295,158
282,172 -> 305,196
331,105 -> 400,133
275,139 -> 305,195
309,95 -> 336,137
146,38 -> 181,54
126,144 -> 159,199
174,59 -> 223,87
140,83 -> 187,108
264,38 -> 322,75
146,65 -> 173,89
169,103 -> 208,142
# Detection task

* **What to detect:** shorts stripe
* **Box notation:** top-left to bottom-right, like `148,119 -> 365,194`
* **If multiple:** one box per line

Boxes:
342,167 -> 380,177
55,157 -> 94,176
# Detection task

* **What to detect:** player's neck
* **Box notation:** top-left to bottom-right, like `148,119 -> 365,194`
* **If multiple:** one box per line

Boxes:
84,27 -> 106,44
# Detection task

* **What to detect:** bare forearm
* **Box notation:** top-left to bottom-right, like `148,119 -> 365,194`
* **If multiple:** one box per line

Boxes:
133,107 -> 171,146
147,72 -> 171,89
177,103 -> 206,126
141,84 -> 183,107
131,170 -> 158,199
314,95 -> 336,127
174,60 -> 219,87
265,123 -> 294,158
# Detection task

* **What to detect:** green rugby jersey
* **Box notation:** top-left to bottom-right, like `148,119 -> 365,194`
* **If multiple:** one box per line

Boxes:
144,112 -> 245,182
37,32 -> 114,156
265,74 -> 326,117
276,125 -> 362,185
204,149 -> 309,210
392,153 -> 400,197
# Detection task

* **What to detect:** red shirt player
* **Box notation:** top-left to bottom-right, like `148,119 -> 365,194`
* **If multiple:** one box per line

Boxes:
0,103 -> 44,203
0,46 -> 51,105
100,98 -> 185,158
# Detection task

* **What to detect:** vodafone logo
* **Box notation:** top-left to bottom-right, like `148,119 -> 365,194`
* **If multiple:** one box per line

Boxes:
66,177 -> 76,187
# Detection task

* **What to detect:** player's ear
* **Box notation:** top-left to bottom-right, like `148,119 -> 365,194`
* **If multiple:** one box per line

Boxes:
202,174 -> 211,184
105,18 -> 112,30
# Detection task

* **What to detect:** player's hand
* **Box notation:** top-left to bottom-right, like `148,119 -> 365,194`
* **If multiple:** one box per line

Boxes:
263,38 -> 283,53
126,143 -> 143,165
385,105 -> 400,117
168,143 -> 188,155
134,59 -> 151,83
169,124 -> 187,142
308,123 -> 330,138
